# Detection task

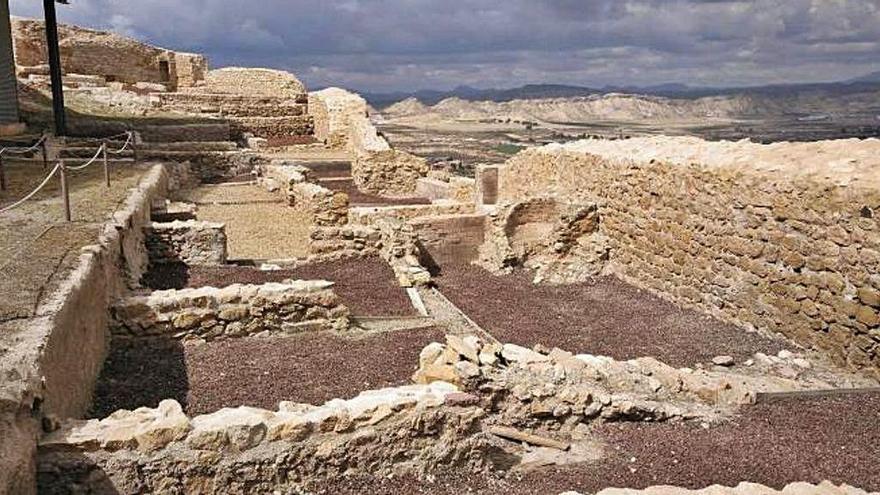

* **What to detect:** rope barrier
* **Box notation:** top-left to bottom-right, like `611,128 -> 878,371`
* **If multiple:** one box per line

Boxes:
107,131 -> 134,154
64,145 -> 106,171
0,162 -> 62,214
0,134 -> 48,156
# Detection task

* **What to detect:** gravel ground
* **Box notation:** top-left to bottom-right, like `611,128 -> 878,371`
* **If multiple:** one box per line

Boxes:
434,263 -> 790,367
142,257 -> 416,317
177,183 -> 282,204
319,178 -> 431,206
301,392 -> 880,494
195,203 -> 312,259
90,327 -> 446,417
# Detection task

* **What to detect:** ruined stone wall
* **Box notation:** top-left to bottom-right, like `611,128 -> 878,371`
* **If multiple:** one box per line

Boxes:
495,138 -> 880,372
12,18 -> 205,89
309,87 -> 366,149
260,161 -> 348,226
199,67 -> 306,98
112,281 -> 348,341
0,165 -> 170,493
145,220 -> 227,266
307,87 -> 429,195
349,202 -> 475,226
410,214 -> 488,264
173,52 -> 208,88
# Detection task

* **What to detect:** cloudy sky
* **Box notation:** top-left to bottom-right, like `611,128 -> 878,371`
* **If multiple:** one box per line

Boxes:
9,0 -> 880,92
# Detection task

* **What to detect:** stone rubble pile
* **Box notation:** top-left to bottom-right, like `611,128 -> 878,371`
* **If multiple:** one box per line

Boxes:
111,281 -> 349,341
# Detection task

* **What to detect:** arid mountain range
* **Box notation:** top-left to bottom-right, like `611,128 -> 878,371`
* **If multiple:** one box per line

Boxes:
377,82 -> 880,126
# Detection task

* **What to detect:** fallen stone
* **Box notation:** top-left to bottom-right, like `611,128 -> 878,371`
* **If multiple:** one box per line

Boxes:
503,344 -> 550,364
712,355 -> 735,367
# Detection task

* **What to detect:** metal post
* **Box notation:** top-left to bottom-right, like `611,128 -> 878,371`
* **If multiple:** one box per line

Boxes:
43,0 -> 67,136
102,143 -> 109,187
131,132 -> 138,163
41,138 -> 48,170
59,160 -> 70,222
0,155 -> 5,191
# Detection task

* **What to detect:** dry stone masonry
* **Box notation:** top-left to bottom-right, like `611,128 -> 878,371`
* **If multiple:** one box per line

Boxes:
494,137 -> 880,373
111,281 -> 349,341
146,220 -> 228,266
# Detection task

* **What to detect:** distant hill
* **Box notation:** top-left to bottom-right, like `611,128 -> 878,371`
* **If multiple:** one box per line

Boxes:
848,71 -> 880,84
364,71 -> 880,109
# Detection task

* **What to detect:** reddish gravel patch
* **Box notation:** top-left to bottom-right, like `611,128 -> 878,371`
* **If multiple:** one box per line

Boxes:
301,392 -> 880,494
319,178 -> 431,206
91,327 -> 445,417
435,263 -> 790,367
142,257 -> 415,317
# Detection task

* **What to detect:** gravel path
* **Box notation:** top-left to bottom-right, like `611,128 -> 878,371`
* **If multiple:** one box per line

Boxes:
91,327 -> 445,417
143,257 -> 416,317
195,203 -> 312,259
434,262 -> 790,367
301,392 -> 880,494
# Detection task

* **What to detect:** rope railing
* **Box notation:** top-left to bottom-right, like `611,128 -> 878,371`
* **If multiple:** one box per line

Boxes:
0,134 -> 48,156
107,131 -> 134,154
0,162 -> 62,214
64,144 -> 105,171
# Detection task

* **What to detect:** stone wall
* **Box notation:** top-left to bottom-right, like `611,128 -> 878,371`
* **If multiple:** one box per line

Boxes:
410,214 -> 488,264
495,137 -> 880,372
145,220 -> 227,266
260,160 -> 349,226
12,18 -> 206,90
112,281 -> 349,341
349,202 -> 475,226
197,68 -> 306,98
0,165 -> 170,493
416,176 -> 477,203
309,87 -> 367,149
38,382 -> 469,494
307,87 -> 429,196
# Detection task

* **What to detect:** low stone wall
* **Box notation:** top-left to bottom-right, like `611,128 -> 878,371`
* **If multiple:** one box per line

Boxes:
38,382 -> 468,493
228,115 -> 315,141
260,160 -> 349,227
146,220 -> 227,266
308,224 -> 382,261
417,177 -> 477,203
151,150 -> 265,183
352,148 -> 430,197
290,182 -> 349,227
349,202 -> 475,226
0,165 -> 171,493
154,93 -> 308,118
496,138 -> 880,372
112,281 -> 349,341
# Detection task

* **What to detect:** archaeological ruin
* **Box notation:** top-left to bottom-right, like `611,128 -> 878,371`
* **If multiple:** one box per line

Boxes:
0,14 -> 878,495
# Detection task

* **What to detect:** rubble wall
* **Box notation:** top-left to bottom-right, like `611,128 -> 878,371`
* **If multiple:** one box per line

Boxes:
309,87 -> 429,196
496,138 -> 880,371
0,165 -> 170,493
145,220 -> 227,266
12,18 -> 204,89
111,281 -> 348,341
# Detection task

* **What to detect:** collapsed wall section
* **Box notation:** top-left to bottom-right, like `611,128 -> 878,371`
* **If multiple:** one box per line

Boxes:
309,88 -> 428,196
12,17 -> 207,90
494,137 -> 880,372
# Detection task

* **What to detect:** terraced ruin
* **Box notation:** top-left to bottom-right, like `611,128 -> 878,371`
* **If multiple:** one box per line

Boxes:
1,18 -> 879,495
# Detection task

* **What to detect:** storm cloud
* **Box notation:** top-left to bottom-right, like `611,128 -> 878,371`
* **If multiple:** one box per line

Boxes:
9,0 -> 880,92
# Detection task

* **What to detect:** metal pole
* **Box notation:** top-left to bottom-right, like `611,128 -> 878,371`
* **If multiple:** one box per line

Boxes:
102,143 -> 109,187
131,132 -> 137,163
41,138 -> 48,170
0,155 -> 5,191
43,0 -> 67,136
59,160 -> 70,222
